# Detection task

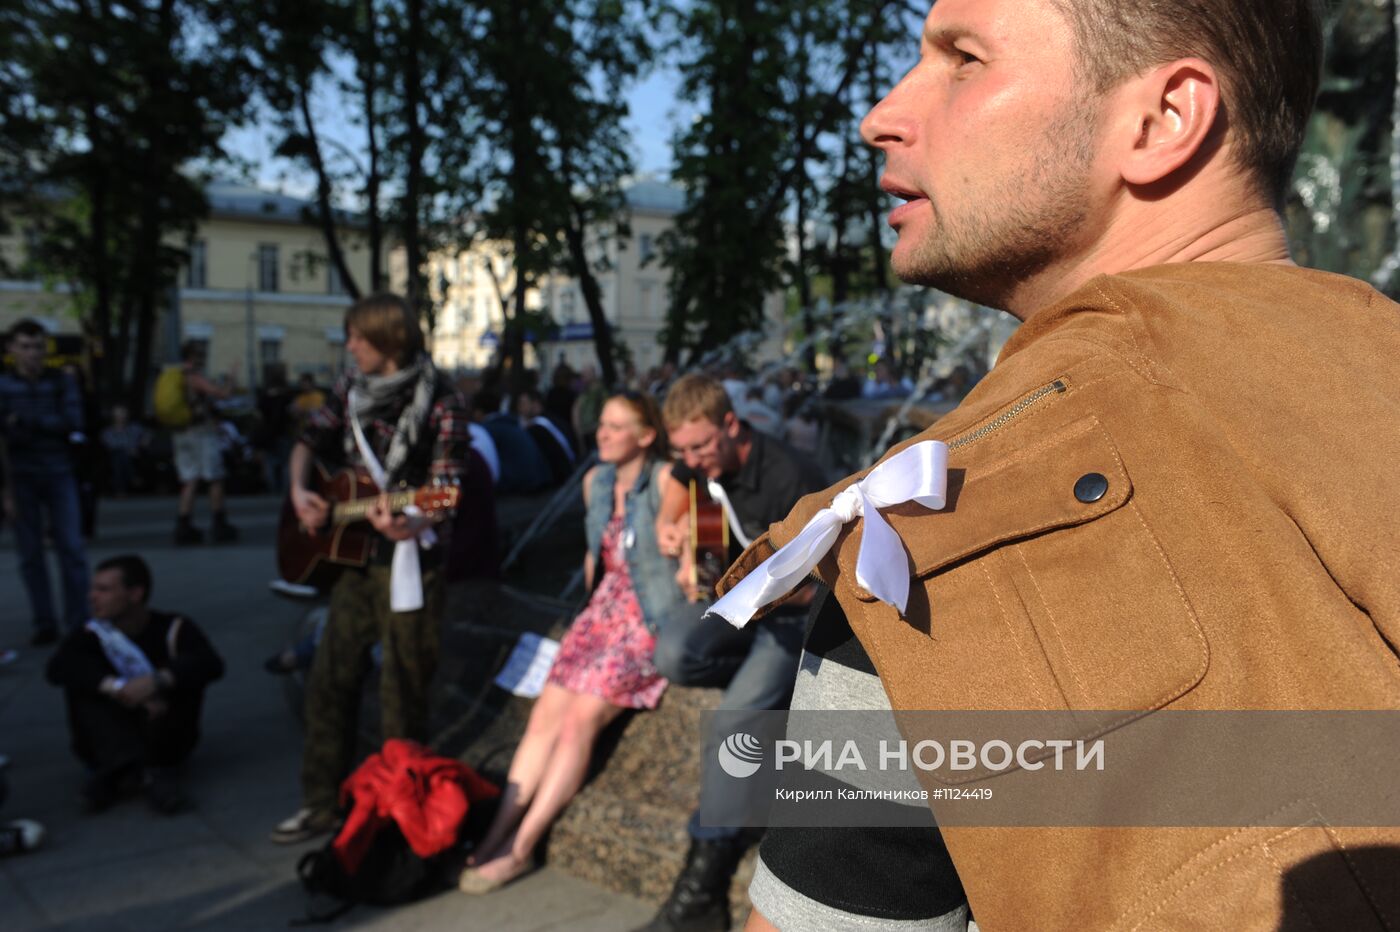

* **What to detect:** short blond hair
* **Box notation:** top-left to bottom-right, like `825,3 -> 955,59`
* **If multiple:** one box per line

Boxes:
662,374 -> 733,429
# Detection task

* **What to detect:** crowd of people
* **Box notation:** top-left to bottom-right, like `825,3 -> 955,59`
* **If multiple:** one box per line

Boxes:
257,294 -> 833,929
4,0 -> 1400,928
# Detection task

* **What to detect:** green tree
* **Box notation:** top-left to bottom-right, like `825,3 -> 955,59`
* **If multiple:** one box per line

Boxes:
1,0 -> 251,411
465,0 -> 654,390
659,0 -> 905,366
1286,0 -> 1397,296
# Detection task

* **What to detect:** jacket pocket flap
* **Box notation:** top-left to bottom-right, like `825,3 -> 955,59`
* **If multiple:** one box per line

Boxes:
856,414 -> 1130,598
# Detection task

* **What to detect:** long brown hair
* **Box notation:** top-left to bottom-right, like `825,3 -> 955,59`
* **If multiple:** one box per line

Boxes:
608,390 -> 670,460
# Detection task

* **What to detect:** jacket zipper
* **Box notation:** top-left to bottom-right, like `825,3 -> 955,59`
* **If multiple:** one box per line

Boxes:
946,379 -> 1067,452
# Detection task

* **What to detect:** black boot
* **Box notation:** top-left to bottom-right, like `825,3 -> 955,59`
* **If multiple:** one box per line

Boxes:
211,511 -> 239,543
174,515 -> 204,545
634,836 -> 745,932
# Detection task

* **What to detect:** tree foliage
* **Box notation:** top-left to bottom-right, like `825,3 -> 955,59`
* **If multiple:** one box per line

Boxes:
1286,0 -> 1398,295
658,0 -> 914,366
1,0 -> 251,411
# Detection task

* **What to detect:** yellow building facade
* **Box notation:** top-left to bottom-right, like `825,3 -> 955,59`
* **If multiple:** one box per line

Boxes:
0,180 -> 379,389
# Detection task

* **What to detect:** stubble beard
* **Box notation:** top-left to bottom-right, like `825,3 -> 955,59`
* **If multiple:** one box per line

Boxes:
894,99 -> 1101,308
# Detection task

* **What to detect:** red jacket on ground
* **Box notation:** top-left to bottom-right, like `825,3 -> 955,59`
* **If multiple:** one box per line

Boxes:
334,738 -> 499,874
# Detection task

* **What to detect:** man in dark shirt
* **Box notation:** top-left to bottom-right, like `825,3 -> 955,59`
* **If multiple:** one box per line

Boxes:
0,319 -> 90,645
46,554 -> 225,814
274,292 -> 470,844
640,374 -> 825,932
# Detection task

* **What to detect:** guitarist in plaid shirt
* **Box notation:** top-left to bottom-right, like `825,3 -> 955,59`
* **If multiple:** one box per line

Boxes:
271,293 -> 471,845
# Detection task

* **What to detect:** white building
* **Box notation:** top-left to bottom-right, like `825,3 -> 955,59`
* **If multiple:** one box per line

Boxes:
427,179 -> 788,378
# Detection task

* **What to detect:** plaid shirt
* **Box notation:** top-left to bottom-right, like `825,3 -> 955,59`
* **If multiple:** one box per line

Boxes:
0,367 -> 84,475
301,369 -> 471,490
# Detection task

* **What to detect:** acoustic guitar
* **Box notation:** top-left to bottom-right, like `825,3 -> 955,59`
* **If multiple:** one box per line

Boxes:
688,479 -> 730,602
277,463 -> 461,589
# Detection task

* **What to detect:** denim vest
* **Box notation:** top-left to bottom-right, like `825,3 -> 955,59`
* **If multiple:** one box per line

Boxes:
585,459 -> 685,633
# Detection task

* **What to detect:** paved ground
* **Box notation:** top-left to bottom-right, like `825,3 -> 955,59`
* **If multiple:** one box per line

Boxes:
0,493 -> 653,930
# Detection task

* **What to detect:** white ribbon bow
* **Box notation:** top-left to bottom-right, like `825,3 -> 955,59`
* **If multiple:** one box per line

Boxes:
706,440 -> 949,629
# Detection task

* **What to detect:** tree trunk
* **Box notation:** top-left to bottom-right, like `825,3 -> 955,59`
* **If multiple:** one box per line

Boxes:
127,0 -> 176,414
77,0 -> 114,395
402,0 -> 427,326
362,0 -> 383,292
864,49 -> 890,295
296,73 -> 362,300
793,6 -> 815,373
565,197 -> 619,389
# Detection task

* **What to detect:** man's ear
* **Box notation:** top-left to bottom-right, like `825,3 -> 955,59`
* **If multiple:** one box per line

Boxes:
722,411 -> 741,437
1114,58 -> 1222,188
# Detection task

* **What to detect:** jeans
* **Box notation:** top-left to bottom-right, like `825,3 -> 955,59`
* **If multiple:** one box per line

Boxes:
653,602 -> 806,841
108,449 -> 134,495
11,470 -> 89,634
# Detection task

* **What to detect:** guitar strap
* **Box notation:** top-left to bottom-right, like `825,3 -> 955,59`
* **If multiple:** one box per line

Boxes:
705,478 -> 753,550
348,390 -> 431,613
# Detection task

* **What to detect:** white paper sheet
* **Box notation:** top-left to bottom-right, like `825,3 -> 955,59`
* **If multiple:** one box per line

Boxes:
493,632 -> 561,698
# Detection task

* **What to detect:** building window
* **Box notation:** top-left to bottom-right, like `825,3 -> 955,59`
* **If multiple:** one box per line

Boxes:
639,233 -> 655,264
259,338 -> 281,368
257,244 -> 280,292
186,240 -> 208,289
639,281 -> 655,320
560,289 -> 576,322
328,258 -> 348,295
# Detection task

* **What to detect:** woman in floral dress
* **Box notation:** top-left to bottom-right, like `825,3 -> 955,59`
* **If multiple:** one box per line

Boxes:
461,391 -> 684,893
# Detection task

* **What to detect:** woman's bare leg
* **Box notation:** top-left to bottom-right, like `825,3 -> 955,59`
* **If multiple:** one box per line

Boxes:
470,693 -> 624,882
469,684 -> 574,864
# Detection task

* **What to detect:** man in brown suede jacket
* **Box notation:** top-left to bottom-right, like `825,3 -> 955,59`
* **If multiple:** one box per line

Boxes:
726,0 -> 1400,929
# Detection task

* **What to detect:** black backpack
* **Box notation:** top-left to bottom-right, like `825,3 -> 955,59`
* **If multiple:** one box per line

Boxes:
294,821 -> 448,924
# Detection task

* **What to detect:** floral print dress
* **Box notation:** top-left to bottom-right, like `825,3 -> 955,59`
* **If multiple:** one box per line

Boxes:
546,515 -> 668,709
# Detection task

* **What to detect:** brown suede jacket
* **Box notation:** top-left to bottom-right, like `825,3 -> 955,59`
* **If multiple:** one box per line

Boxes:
720,262 -> 1400,930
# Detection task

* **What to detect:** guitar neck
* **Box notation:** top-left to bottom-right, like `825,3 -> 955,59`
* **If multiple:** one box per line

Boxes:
332,490 -> 420,524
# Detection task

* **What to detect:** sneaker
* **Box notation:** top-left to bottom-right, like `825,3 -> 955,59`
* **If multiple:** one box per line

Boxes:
211,518 -> 239,543
270,807 -> 337,845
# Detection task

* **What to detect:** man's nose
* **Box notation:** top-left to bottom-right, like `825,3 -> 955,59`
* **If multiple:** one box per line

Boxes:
860,82 -> 912,150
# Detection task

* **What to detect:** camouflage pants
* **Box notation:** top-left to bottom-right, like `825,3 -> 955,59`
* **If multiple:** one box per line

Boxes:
301,564 -> 443,813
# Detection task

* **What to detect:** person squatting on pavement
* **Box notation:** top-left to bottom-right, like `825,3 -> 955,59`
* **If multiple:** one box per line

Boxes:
710,0 -> 1400,929
46,554 -> 224,814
